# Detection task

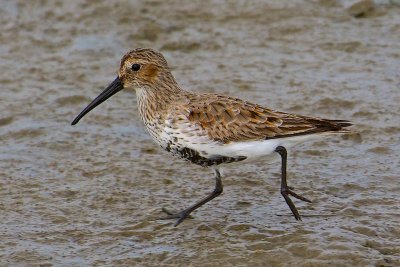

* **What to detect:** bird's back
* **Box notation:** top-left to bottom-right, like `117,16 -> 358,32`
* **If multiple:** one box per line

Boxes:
174,92 -> 352,143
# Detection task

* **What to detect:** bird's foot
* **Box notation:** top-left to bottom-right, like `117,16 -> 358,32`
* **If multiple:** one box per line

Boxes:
283,187 -> 312,203
160,207 -> 193,227
281,187 -> 312,221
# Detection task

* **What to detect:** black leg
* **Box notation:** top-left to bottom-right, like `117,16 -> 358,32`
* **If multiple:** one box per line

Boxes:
162,169 -> 223,226
275,146 -> 312,221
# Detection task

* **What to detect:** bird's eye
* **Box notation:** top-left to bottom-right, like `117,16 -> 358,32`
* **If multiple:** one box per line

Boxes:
131,64 -> 141,71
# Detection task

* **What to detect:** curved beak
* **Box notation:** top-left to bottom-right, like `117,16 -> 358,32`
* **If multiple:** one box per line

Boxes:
71,77 -> 123,125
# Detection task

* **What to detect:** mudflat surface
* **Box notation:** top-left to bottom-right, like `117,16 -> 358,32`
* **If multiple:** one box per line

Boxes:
0,1 -> 399,266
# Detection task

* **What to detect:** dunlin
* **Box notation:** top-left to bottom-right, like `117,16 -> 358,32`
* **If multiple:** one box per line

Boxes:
72,48 -> 353,226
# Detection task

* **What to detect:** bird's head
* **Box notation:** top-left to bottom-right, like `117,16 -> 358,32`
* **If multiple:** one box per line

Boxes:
71,48 -> 173,125
119,48 -> 170,90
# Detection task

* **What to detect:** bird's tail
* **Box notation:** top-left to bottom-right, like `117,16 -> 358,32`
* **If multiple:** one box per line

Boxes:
326,119 -> 360,143
330,119 -> 353,128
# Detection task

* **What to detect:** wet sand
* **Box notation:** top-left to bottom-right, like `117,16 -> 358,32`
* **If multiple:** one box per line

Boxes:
1,0 -> 399,266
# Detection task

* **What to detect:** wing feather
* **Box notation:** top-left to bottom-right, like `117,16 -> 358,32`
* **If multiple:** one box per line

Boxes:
177,93 -> 352,143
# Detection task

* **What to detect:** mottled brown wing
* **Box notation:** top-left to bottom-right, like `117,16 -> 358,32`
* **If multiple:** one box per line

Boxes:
186,94 -> 350,143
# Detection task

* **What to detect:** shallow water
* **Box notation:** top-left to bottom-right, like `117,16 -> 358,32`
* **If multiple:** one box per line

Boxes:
0,1 -> 399,266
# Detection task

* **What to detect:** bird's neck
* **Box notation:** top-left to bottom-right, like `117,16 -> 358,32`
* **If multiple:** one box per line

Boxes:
136,76 -> 184,124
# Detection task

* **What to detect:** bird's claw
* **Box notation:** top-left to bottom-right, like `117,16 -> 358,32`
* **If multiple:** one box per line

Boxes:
160,207 -> 193,226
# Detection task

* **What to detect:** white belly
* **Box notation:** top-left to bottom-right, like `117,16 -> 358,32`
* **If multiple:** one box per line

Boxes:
161,123 -> 323,161
187,135 -> 318,160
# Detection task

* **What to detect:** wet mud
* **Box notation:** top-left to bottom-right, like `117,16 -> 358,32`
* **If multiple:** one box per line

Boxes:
0,0 -> 399,266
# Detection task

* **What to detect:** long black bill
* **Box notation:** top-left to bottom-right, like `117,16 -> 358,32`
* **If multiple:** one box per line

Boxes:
71,77 -> 123,125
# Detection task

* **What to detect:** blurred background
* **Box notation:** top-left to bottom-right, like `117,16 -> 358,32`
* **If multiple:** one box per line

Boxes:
0,0 -> 399,266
